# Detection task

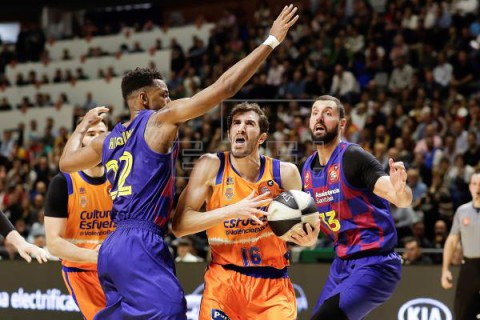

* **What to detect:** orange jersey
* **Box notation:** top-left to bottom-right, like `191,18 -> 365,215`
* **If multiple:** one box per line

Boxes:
206,152 -> 288,269
63,172 -> 115,270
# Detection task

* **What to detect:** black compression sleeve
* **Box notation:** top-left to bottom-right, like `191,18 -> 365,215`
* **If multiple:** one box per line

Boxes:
44,173 -> 69,218
0,210 -> 15,238
343,145 -> 387,191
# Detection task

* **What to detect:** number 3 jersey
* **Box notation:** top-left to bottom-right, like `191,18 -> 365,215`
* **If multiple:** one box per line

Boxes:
206,152 -> 288,269
302,142 -> 397,259
101,110 -> 178,229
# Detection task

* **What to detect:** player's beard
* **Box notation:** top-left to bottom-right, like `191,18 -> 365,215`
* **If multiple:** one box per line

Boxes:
311,122 -> 339,146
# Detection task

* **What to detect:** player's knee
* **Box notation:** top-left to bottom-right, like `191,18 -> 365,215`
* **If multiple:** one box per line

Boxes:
311,294 -> 349,320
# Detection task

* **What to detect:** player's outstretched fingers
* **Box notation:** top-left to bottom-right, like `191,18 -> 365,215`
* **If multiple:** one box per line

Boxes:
37,249 -> 49,263
253,208 -> 270,216
19,251 -> 32,263
250,215 -> 264,225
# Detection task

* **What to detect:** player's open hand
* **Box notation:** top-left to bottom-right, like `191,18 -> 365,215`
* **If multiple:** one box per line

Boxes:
269,4 -> 299,43
17,242 -> 49,264
389,158 -> 407,193
288,220 -> 320,247
441,269 -> 453,290
80,106 -> 110,129
227,191 -> 272,225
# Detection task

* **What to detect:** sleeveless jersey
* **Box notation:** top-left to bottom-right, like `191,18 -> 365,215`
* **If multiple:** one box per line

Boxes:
101,110 -> 178,230
302,142 -> 397,258
62,171 -> 114,270
207,152 -> 288,269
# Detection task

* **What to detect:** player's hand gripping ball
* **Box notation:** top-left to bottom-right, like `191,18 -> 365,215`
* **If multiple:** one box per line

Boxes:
267,190 -> 319,241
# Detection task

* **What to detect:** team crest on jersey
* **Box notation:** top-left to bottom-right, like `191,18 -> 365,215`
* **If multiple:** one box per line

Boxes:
226,177 -> 234,185
304,171 -> 312,189
258,181 -> 274,195
225,188 -> 234,200
463,217 -> 471,226
79,187 -> 86,194
80,196 -> 88,208
328,165 -> 339,184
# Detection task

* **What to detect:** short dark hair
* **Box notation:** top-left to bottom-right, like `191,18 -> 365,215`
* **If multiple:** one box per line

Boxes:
315,95 -> 345,119
403,236 -> 420,247
121,68 -> 164,101
226,102 -> 269,134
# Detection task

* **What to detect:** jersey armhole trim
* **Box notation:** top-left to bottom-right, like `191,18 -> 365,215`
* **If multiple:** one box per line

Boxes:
215,152 -> 225,185
63,173 -> 73,196
273,158 -> 282,189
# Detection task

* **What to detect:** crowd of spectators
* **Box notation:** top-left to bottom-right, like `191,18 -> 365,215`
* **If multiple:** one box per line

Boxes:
0,0 -> 480,263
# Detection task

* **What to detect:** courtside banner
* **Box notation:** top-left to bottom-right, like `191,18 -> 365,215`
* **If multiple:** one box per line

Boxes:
0,261 -> 456,319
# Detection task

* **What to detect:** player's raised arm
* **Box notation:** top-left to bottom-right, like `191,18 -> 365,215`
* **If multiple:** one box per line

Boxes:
172,154 -> 271,238
373,158 -> 413,208
154,5 -> 299,125
59,107 -> 108,172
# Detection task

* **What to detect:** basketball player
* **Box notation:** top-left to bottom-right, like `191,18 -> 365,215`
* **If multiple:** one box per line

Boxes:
302,95 -> 412,320
173,103 -> 319,320
59,6 -> 299,319
0,210 -> 48,263
44,119 -> 113,320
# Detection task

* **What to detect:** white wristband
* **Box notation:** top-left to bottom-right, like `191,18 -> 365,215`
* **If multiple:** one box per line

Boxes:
263,35 -> 280,49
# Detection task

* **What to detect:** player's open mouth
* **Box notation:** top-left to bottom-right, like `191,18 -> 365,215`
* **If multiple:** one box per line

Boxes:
235,137 -> 246,145
314,125 -> 325,133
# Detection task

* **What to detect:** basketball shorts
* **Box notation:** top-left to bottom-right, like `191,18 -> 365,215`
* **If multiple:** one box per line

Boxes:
62,267 -> 105,320
312,251 -> 402,320
199,263 -> 296,320
94,219 -> 186,320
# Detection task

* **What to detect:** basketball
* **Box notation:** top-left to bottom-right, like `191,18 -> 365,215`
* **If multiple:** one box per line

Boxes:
267,190 -> 319,241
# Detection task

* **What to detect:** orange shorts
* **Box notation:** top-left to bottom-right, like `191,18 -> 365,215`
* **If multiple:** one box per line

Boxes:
62,267 -> 106,320
199,263 -> 296,320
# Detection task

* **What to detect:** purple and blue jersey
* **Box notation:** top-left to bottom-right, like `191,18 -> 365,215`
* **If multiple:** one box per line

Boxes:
102,109 -> 178,230
302,142 -> 397,259
95,110 -> 186,320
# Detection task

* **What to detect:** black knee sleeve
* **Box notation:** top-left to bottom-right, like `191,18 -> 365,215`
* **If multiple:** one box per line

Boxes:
311,294 -> 349,320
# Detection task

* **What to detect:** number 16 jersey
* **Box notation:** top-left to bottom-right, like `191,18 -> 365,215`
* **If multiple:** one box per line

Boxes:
206,152 -> 288,269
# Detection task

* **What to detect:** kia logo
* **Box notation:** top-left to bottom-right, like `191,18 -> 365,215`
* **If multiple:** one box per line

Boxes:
398,298 -> 452,320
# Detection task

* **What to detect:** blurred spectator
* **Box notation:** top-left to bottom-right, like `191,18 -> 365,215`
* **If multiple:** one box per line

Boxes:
0,130 -> 15,159
463,131 -> 480,167
61,48 -> 72,60
131,41 -> 144,53
52,69 -> 63,83
82,92 -> 97,111
408,168 -> 428,209
388,55 -> 414,95
402,237 -> 433,265
330,64 -> 358,102
391,203 -> 419,241
0,98 -> 12,111
433,52 -> 453,87
433,220 -> 448,249
266,58 -> 285,86
174,238 -> 204,263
